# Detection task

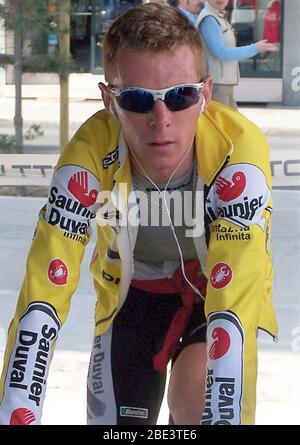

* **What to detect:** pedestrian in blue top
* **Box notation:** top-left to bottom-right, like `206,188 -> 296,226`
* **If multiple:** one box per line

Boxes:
197,0 -> 278,108
168,0 -> 204,26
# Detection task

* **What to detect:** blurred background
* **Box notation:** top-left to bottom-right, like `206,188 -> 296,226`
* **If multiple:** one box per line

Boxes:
1,0 -> 299,106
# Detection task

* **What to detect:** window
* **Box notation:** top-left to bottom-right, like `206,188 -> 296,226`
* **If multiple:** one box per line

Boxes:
90,0 -> 140,73
228,0 -> 283,78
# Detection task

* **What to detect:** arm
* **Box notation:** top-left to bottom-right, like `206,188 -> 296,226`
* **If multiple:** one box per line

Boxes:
199,16 -> 257,61
0,134 -> 101,425
202,134 -> 276,424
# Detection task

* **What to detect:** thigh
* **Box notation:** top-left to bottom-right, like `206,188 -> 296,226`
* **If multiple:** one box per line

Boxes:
167,343 -> 207,424
88,286 -> 181,425
167,303 -> 207,424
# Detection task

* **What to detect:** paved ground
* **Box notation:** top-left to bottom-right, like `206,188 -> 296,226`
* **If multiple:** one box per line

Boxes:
0,190 -> 299,425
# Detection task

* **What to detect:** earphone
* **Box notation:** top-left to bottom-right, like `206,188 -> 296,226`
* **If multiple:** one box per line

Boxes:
128,141 -> 204,301
109,103 -> 118,120
200,97 -> 206,115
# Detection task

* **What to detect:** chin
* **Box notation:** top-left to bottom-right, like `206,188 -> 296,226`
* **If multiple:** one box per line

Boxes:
151,160 -> 179,177
149,154 -> 175,167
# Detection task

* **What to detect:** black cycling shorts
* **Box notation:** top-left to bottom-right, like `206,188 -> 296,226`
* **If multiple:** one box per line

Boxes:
86,285 -> 207,425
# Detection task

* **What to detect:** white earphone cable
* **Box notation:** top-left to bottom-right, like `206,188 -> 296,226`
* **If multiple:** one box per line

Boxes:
129,140 -> 204,300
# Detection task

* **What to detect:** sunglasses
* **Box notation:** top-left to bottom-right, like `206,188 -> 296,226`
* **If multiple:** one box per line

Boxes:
107,81 -> 206,114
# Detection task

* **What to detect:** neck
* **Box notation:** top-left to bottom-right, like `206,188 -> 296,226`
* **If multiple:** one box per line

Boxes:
180,7 -> 194,16
129,145 -> 194,185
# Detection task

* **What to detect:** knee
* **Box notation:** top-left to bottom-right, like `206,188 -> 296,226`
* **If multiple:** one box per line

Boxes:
168,390 -> 204,425
167,343 -> 207,424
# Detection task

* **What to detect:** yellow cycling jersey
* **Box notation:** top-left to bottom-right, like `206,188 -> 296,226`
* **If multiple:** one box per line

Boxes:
0,101 -> 278,425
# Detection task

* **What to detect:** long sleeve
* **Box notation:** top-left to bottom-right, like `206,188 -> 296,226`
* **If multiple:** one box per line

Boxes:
199,16 -> 257,61
0,136 -> 101,425
201,118 -> 277,424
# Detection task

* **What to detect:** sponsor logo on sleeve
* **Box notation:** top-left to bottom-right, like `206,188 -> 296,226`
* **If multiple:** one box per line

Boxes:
68,171 -> 98,207
216,171 -> 246,202
48,259 -> 68,286
1,303 -> 61,423
202,312 -> 244,425
207,164 -> 270,227
10,407 -> 35,425
45,166 -> 99,236
102,147 -> 119,169
210,262 -> 233,290
209,327 -> 231,359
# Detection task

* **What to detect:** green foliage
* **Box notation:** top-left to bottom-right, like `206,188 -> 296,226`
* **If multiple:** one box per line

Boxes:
0,125 -> 44,153
0,0 -> 74,74
0,134 -> 15,153
0,1 -> 55,31
24,124 -> 44,140
23,54 -> 75,74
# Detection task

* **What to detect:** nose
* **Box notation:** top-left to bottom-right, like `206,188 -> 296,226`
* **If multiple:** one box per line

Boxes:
148,99 -> 171,130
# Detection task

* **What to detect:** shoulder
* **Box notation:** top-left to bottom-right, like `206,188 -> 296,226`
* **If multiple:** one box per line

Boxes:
45,110 -> 120,230
67,109 -> 119,154
207,102 -> 272,216
205,104 -> 272,228
207,101 -> 269,156
199,15 -> 221,32
197,9 -> 221,28
57,109 -> 120,173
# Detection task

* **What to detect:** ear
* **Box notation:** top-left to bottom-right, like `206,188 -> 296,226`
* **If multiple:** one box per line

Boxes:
201,75 -> 213,108
98,82 -> 112,110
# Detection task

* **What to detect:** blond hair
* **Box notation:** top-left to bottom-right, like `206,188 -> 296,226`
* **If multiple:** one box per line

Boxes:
103,3 -> 205,79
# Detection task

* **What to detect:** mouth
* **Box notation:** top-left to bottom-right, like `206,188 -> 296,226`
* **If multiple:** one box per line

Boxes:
148,140 -> 175,148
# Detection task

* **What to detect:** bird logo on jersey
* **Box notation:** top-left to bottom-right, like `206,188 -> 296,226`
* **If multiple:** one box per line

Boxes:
68,171 -> 98,208
216,171 -> 246,202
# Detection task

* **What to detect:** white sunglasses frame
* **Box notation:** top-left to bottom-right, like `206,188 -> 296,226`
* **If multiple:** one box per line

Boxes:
107,81 -> 206,104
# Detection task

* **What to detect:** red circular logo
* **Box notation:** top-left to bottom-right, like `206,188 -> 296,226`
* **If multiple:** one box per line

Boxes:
48,259 -> 68,285
210,263 -> 233,289
209,327 -> 231,360
10,407 -> 36,425
216,171 -> 246,202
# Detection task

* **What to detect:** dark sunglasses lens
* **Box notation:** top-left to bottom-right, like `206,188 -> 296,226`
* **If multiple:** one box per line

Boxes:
166,86 -> 200,111
116,90 -> 154,113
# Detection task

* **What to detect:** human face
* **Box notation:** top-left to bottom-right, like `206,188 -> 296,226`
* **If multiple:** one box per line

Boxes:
208,0 -> 229,11
100,46 -> 211,182
185,0 -> 203,15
